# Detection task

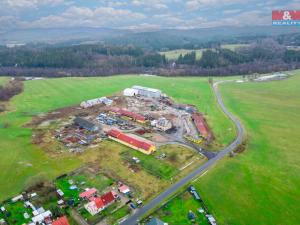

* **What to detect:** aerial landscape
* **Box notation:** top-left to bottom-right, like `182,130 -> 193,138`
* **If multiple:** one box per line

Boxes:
0,1 -> 300,225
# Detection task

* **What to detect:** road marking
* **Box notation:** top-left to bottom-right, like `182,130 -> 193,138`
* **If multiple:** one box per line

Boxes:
180,160 -> 195,170
192,170 -> 208,182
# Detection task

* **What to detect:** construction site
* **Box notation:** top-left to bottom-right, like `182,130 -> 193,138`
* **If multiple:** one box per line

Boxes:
34,85 -> 213,156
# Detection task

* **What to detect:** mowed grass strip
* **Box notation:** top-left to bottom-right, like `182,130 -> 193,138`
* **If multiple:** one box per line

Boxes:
159,49 -> 203,60
194,71 -> 300,225
220,44 -> 250,50
159,44 -> 249,61
0,75 -> 235,201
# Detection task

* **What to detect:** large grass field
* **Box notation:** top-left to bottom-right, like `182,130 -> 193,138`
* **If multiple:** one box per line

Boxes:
194,71 -> 300,224
159,49 -> 204,60
160,44 -> 249,61
220,44 -> 249,50
0,76 -> 235,201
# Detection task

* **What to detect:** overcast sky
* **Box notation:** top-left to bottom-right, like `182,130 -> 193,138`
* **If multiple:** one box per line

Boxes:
0,0 -> 299,30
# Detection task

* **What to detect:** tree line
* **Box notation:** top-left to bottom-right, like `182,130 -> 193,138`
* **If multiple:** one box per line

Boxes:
0,39 -> 300,77
175,39 -> 298,68
0,45 -> 166,69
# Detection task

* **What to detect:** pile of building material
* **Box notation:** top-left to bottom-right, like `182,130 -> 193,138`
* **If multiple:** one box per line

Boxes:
80,97 -> 113,108
74,117 -> 100,132
107,129 -> 156,155
97,113 -> 117,125
110,108 -> 146,123
151,117 -> 172,131
55,118 -> 100,150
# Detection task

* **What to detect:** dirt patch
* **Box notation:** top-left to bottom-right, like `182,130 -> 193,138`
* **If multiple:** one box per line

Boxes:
0,79 -> 23,101
234,140 -> 247,154
147,133 -> 170,143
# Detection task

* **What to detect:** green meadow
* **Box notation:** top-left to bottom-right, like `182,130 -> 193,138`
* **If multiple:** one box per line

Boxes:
220,44 -> 250,51
153,191 -> 210,225
160,49 -> 204,60
160,44 -> 249,61
194,71 -> 300,224
0,75 -> 235,201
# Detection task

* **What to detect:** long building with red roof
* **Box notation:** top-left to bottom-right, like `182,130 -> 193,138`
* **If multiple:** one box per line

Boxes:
191,113 -> 210,139
110,108 -> 146,123
107,129 -> 156,155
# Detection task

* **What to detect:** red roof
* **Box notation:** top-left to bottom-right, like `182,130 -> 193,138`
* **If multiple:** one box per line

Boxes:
52,216 -> 70,225
94,197 -> 105,209
107,129 -> 153,151
192,113 -> 209,137
79,188 -> 97,198
93,191 -> 116,209
101,191 -> 116,205
110,108 -> 145,121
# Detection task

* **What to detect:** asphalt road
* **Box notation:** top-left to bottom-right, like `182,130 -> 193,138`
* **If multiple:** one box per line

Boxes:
120,81 -> 245,225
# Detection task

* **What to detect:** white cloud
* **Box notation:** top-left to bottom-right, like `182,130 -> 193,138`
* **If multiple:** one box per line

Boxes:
3,0 -> 69,9
185,0 -> 243,11
122,23 -> 161,30
0,0 -> 297,31
0,16 -> 18,31
21,6 -> 146,28
197,10 -> 270,28
132,0 -> 168,10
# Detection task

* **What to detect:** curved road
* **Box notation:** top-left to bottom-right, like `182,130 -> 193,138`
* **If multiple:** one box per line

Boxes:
120,80 -> 245,225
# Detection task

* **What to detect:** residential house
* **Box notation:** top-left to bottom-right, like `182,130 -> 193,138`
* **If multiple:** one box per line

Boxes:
84,191 -> 117,216
52,216 -> 70,225
118,184 -> 130,195
79,188 -> 97,199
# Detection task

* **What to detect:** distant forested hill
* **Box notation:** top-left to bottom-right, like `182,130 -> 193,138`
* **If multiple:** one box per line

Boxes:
0,27 -> 300,77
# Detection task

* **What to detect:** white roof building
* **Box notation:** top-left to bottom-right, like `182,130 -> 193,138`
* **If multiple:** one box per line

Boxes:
57,189 -> 64,197
31,210 -> 51,224
207,215 -> 217,225
25,201 -> 36,211
12,194 -> 23,202
151,117 -> 172,131
255,73 -> 288,81
132,86 -> 162,98
123,88 -> 139,97
80,97 -> 113,108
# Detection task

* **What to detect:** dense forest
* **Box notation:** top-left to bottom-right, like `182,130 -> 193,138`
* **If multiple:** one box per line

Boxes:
0,37 -> 300,77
